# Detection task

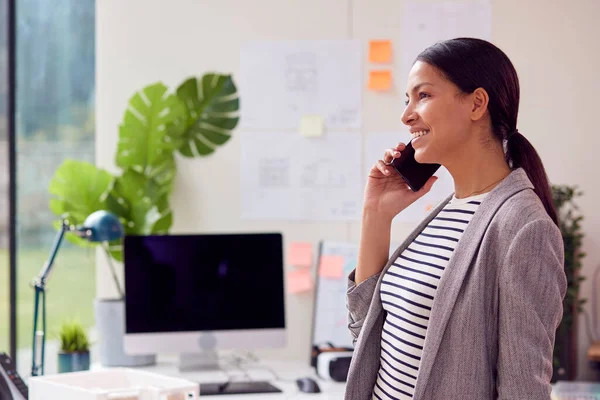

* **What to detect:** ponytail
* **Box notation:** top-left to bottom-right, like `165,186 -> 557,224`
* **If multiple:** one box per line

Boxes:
506,130 -> 558,226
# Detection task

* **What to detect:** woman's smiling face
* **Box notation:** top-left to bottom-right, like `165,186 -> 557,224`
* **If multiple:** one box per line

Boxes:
401,61 -> 477,165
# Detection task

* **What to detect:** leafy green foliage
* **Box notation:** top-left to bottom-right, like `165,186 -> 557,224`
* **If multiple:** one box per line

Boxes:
48,73 -> 239,266
116,82 -> 186,172
176,74 -> 239,156
48,160 -> 113,247
58,320 -> 90,353
551,185 -> 585,373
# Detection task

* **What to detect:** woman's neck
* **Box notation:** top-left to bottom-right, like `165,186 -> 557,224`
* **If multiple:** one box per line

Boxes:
446,139 -> 511,199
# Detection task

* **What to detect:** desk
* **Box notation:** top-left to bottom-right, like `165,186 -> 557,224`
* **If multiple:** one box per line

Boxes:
105,355 -> 347,399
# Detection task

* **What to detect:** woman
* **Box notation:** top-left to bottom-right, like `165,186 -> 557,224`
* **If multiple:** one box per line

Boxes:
345,38 -> 566,400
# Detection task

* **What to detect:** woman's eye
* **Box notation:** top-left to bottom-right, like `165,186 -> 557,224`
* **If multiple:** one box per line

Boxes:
419,92 -> 430,100
404,99 -> 409,106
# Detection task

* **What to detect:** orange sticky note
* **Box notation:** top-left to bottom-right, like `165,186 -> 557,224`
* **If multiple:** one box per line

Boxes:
319,255 -> 345,279
288,242 -> 312,267
425,203 -> 433,212
287,268 -> 313,293
368,70 -> 392,91
369,40 -> 392,63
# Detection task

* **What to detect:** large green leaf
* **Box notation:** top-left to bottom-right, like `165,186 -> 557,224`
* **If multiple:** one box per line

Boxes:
48,160 -> 113,247
116,82 -> 186,173
106,170 -> 173,236
175,74 -> 239,157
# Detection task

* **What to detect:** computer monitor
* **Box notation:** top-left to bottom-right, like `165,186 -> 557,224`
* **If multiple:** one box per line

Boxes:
122,232 -> 286,370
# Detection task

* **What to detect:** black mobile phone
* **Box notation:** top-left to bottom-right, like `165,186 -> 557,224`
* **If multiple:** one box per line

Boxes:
391,140 -> 441,192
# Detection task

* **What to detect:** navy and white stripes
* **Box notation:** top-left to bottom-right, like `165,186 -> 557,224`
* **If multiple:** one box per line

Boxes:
373,193 -> 486,400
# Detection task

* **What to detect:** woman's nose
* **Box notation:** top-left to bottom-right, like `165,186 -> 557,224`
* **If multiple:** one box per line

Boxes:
401,106 -> 417,126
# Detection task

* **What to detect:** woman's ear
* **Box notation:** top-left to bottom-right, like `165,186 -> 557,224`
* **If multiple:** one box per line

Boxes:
471,87 -> 489,121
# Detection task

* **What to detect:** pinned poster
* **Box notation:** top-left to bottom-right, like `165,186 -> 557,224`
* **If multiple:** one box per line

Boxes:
287,268 -> 313,294
299,115 -> 324,137
288,242 -> 313,267
319,255 -> 345,279
368,70 -> 392,91
369,40 -> 393,63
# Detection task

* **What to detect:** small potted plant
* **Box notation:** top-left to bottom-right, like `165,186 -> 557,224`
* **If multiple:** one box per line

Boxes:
57,320 -> 91,373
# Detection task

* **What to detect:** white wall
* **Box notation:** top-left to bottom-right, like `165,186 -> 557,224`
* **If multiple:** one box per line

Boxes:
96,0 -> 600,377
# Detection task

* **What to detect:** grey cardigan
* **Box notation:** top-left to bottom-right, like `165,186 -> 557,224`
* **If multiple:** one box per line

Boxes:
345,168 -> 567,400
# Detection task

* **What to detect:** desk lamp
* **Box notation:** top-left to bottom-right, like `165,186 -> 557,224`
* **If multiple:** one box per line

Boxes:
30,210 -> 124,376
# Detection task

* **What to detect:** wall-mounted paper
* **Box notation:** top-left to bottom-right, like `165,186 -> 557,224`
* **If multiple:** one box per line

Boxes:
368,70 -> 392,91
241,131 -> 363,221
369,40 -> 393,63
400,0 -> 492,85
299,115 -> 324,137
240,40 -> 362,130
319,255 -> 344,279
363,132 -> 455,223
287,268 -> 313,294
288,242 -> 313,267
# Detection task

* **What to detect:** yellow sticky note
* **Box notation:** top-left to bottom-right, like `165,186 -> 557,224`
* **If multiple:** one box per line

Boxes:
369,40 -> 393,63
368,70 -> 392,91
319,255 -> 345,279
288,242 -> 312,267
287,268 -> 313,294
299,115 -> 323,137
425,203 -> 433,212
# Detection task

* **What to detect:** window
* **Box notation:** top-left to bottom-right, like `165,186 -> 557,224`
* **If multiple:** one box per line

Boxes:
15,0 -> 96,375
0,0 -> 10,358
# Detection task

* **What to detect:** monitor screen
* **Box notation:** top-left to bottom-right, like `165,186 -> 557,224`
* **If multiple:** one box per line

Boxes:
124,233 -> 285,334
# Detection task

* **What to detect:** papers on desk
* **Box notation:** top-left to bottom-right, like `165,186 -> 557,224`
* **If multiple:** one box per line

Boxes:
312,242 -> 360,349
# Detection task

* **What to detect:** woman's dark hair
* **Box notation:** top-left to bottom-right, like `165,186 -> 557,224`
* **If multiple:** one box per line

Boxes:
416,37 -> 558,225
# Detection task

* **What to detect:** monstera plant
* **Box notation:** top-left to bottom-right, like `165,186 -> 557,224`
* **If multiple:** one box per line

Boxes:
49,73 -> 240,262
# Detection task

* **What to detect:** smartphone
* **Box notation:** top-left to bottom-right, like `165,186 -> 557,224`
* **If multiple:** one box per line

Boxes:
391,140 -> 441,192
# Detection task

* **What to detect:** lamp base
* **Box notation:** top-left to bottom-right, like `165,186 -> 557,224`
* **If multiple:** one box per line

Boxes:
94,299 -> 156,367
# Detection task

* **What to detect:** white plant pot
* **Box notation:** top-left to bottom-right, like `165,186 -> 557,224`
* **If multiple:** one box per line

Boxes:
94,298 -> 156,367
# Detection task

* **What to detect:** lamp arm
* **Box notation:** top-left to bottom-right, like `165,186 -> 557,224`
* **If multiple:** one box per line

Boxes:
34,219 -> 70,287
31,218 -> 71,377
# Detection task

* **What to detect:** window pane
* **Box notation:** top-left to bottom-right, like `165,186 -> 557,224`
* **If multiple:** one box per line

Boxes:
0,0 -> 9,356
16,0 -> 95,375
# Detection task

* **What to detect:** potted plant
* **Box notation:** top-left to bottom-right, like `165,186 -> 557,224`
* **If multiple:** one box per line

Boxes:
57,320 -> 91,373
47,73 -> 240,367
551,184 -> 586,381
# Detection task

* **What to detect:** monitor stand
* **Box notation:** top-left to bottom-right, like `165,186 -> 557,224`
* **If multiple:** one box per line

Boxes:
178,351 -> 220,372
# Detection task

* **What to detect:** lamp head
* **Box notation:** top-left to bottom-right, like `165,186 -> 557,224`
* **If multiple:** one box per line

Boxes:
80,210 -> 124,242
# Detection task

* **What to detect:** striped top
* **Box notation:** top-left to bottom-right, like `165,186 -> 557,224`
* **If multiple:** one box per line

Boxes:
372,192 -> 487,400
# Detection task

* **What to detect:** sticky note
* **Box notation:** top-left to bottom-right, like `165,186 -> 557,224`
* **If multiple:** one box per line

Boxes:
299,115 -> 323,137
368,70 -> 392,91
369,40 -> 393,63
287,268 -> 313,293
319,255 -> 345,279
425,203 -> 433,212
288,242 -> 312,267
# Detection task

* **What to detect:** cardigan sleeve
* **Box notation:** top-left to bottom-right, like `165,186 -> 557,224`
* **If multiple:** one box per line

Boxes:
497,218 -> 567,400
347,270 -> 381,345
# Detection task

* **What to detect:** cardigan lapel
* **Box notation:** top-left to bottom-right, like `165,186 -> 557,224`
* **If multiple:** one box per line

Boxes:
411,168 -> 534,399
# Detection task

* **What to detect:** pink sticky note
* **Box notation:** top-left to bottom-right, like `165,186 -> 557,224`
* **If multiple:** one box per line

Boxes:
288,242 -> 312,267
287,268 -> 313,294
319,255 -> 345,279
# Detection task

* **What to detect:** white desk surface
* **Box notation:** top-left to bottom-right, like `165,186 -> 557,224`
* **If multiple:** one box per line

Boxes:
124,355 -> 347,399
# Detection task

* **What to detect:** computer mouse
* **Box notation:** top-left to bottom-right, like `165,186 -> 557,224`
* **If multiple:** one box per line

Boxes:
296,377 -> 321,393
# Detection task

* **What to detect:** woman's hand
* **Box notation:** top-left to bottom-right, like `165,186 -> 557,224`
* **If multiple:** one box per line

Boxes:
363,142 -> 438,219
